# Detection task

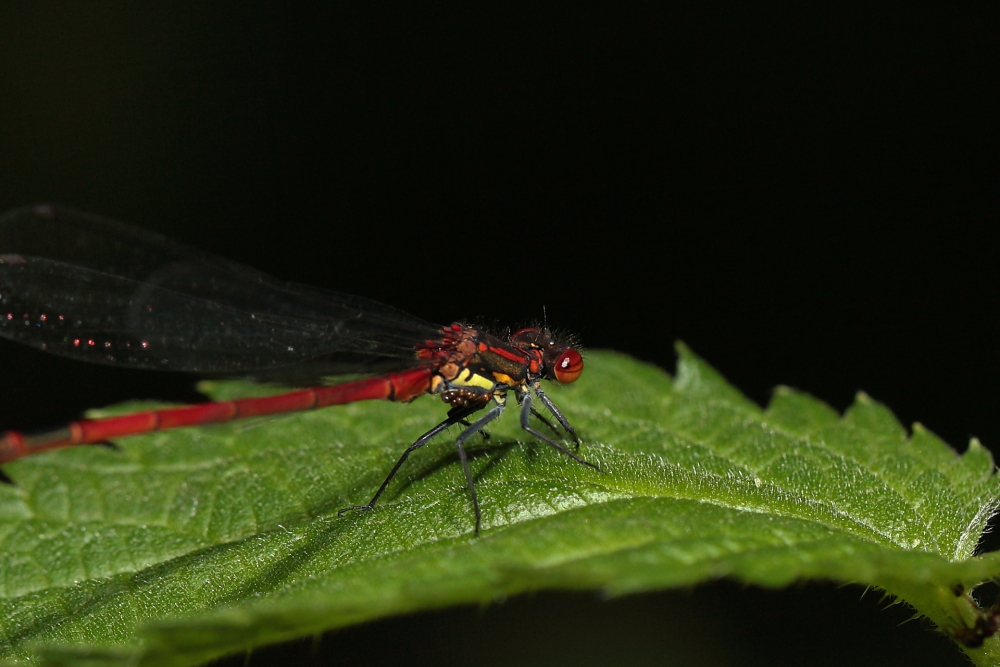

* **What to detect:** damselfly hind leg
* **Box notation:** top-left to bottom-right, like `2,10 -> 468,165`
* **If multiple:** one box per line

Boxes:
337,405 -> 479,518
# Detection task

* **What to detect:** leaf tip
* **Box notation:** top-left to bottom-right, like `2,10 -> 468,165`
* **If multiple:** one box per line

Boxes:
964,437 -> 992,462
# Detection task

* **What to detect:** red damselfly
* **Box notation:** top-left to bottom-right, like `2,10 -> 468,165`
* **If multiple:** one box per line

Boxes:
0,205 -> 597,533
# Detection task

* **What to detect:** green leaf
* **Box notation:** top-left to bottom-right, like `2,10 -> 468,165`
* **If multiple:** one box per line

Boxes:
2,346 -> 1000,666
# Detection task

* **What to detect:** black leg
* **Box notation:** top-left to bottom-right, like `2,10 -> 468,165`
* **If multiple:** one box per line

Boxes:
338,405 -> 479,517
459,418 -> 491,440
529,407 -> 562,438
453,403 -> 506,534
533,385 -> 581,448
520,391 -> 600,472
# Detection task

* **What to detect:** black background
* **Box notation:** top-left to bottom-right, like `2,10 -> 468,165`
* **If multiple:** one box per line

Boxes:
0,4 -> 996,666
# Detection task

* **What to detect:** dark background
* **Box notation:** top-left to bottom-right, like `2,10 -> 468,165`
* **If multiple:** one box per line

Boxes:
0,4 -> 996,666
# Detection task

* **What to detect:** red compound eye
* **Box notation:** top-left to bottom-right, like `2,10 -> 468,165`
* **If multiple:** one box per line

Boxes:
552,349 -> 584,383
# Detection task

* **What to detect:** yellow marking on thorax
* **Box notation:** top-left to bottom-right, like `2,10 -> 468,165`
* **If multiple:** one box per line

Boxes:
452,367 -> 496,390
491,372 -> 516,386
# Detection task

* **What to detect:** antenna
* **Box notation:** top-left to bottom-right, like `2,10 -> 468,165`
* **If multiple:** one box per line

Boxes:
542,305 -> 548,333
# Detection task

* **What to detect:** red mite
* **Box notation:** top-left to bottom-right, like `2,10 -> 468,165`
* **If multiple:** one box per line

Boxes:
0,205 -> 597,533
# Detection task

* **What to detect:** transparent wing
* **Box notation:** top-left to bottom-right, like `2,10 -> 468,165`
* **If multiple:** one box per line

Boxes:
0,205 -> 443,380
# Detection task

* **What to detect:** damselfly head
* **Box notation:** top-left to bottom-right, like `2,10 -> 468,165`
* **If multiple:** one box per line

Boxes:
509,327 -> 584,384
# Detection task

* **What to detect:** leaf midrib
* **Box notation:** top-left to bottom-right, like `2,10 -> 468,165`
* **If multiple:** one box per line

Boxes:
583,397 -> 951,553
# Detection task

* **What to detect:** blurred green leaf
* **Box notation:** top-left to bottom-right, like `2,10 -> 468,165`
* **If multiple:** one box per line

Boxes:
2,346 -> 999,666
